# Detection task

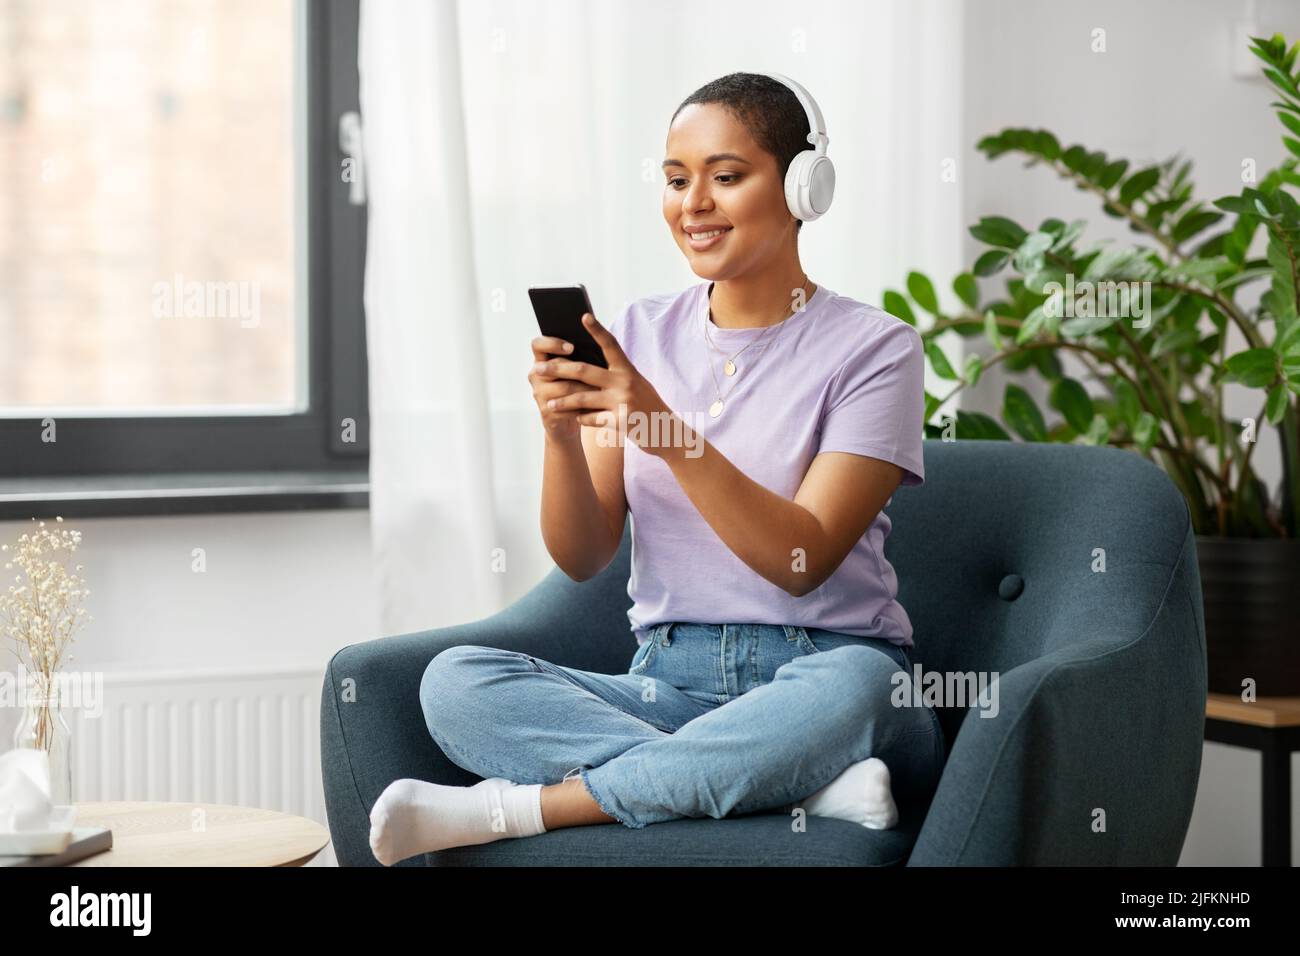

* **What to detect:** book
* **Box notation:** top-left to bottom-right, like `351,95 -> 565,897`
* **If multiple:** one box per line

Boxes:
0,827 -> 113,867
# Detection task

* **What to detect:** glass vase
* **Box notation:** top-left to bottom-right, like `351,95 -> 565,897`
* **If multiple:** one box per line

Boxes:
12,678 -> 73,807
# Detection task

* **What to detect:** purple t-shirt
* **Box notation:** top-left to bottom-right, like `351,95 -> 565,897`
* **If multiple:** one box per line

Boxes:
606,280 -> 926,647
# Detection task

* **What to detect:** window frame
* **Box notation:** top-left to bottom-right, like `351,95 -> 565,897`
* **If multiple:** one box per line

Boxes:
0,0 -> 367,482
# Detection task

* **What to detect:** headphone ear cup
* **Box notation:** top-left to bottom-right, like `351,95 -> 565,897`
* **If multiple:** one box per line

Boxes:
785,151 -> 835,222
806,155 -> 835,219
784,151 -> 814,221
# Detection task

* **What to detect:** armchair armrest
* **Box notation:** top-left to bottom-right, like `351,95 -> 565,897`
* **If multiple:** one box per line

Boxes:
321,534 -> 635,865
907,523 -> 1206,865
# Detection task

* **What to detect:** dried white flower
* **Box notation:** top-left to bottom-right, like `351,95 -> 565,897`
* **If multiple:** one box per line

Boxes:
0,518 -> 91,692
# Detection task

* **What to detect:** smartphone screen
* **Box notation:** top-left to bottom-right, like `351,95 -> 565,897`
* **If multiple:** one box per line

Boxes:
528,284 -> 609,369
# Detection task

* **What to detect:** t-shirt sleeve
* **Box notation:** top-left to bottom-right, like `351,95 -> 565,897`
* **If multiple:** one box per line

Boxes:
816,318 -> 926,486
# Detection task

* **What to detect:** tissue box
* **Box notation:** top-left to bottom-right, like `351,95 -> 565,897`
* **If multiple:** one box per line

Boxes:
1,748 -> 77,853
0,805 -> 78,855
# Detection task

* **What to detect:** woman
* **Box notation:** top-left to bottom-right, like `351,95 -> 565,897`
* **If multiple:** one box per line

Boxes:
368,73 -> 943,866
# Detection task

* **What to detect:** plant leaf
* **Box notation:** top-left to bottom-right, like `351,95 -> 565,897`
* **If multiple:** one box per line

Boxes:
983,309 -> 1003,350
1033,130 -> 1062,160
954,410 -> 1012,441
883,289 -> 916,326
953,273 -> 979,309
1081,413 -> 1111,445
1050,219 -> 1088,252
1003,383 -> 1048,441
1165,256 -> 1230,281
1023,266 -> 1066,296
1049,377 -> 1095,433
1114,378 -> 1141,429
973,249 -> 1010,276
1266,381 -> 1290,424
1223,347 -> 1278,387
1215,266 -> 1273,291
1015,304 -> 1050,344
1213,194 -> 1256,215
1118,166 -> 1161,206
923,390 -> 942,421
1060,313 -> 1120,337
907,272 -> 940,315
1265,66 -> 1300,98
924,339 -> 959,380
1012,231 -> 1054,275
1278,109 -> 1300,139
1277,319 -> 1300,355
1150,326 -> 1201,359
1171,209 -> 1225,243
1133,411 -> 1159,452
1098,159 -> 1129,189
969,216 -> 1028,249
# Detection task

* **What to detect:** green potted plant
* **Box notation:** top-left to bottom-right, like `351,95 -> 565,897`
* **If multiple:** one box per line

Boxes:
887,33 -> 1300,696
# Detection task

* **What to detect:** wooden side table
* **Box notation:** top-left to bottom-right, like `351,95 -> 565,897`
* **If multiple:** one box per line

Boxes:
1204,693 -> 1300,867
69,801 -> 330,867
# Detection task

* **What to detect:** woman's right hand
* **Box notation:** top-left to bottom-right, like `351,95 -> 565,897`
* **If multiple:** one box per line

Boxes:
529,331 -> 599,445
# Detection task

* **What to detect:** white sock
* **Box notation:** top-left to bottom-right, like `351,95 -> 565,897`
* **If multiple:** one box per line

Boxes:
787,757 -> 899,830
368,776 -> 546,865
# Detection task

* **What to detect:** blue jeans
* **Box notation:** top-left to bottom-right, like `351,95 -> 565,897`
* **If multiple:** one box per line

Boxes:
418,622 -> 946,829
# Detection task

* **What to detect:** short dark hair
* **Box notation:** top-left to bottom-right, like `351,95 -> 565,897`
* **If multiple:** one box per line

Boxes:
670,72 -> 809,233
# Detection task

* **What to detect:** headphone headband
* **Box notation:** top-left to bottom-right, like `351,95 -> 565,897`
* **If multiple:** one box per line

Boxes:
761,72 -> 829,154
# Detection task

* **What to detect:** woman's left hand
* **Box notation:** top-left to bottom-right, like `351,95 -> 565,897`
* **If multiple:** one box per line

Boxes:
537,313 -> 677,455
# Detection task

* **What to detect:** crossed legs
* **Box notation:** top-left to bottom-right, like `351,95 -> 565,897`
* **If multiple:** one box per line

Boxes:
368,642 -> 942,864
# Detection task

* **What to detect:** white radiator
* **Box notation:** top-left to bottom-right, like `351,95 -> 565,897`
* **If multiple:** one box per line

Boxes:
50,665 -> 337,867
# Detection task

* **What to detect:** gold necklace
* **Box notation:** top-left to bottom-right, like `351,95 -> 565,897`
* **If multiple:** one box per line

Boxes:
701,277 -> 810,418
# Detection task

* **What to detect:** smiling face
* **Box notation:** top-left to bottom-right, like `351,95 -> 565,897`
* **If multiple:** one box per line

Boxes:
662,103 -> 798,280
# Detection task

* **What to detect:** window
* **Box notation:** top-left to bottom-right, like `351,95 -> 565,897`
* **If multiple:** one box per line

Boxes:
0,0 -> 366,510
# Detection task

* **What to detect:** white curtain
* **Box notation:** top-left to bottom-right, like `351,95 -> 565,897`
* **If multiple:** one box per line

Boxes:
359,0 -> 966,637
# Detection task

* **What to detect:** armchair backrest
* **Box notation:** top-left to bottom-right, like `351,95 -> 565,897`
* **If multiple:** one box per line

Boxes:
884,439 -> 1196,737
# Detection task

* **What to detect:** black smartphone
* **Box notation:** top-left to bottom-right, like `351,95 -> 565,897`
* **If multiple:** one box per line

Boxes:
528,284 -> 609,369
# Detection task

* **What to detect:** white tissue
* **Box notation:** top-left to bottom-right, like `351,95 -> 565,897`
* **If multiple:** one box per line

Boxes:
0,747 -> 60,833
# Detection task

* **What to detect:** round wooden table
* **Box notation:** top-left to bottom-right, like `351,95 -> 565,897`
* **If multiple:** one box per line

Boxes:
70,801 -> 330,866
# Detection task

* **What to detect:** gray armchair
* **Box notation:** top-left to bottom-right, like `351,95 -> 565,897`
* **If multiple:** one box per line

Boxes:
321,439 -> 1206,865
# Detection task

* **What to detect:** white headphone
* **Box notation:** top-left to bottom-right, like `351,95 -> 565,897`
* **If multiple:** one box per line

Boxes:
760,72 -> 835,222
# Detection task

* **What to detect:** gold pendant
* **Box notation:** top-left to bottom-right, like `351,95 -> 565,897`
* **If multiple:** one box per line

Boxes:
709,399 -> 724,417
724,359 -> 736,376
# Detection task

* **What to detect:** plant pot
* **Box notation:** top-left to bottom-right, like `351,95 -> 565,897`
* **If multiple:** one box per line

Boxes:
1196,535 -> 1300,697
